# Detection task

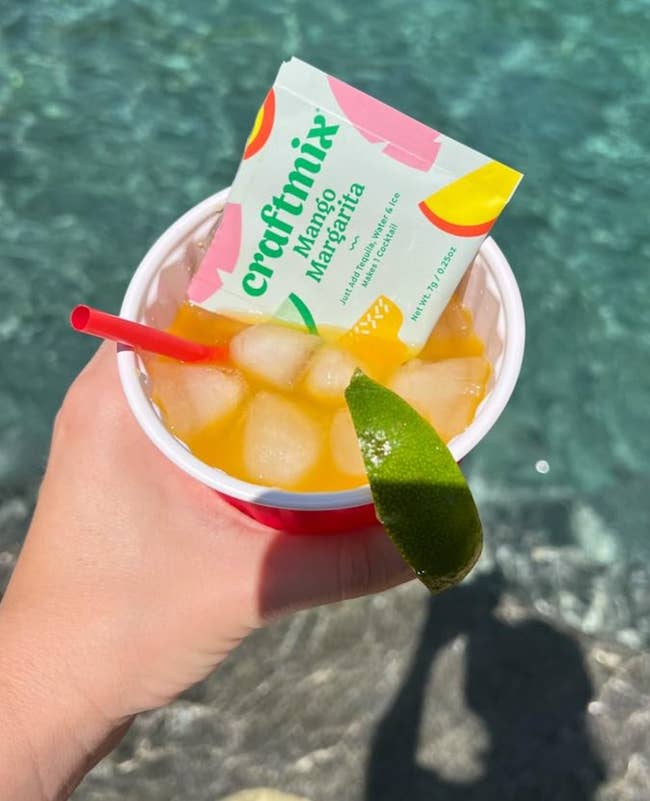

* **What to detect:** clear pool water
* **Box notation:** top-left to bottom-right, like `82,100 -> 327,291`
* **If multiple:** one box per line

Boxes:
1,1 -> 649,643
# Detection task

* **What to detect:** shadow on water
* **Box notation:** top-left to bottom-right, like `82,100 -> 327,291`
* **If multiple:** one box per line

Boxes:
365,570 -> 606,801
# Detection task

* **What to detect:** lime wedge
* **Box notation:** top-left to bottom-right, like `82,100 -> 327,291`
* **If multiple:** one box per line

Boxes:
345,370 -> 482,594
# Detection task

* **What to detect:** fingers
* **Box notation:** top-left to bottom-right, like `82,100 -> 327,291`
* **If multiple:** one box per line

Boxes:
75,340 -> 120,387
57,342 -> 119,424
55,342 -> 126,436
254,525 -> 414,622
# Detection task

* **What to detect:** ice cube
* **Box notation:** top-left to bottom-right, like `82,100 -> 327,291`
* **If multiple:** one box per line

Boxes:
243,392 -> 322,487
147,359 -> 247,438
389,357 -> 491,442
303,346 -> 364,405
230,323 -> 320,389
330,407 -> 367,479
419,295 -> 484,361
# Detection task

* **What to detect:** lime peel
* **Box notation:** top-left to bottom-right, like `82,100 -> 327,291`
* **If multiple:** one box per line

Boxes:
345,369 -> 482,594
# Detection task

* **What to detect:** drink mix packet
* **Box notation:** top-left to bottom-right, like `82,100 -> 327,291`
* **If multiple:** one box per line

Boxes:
189,57 -> 522,355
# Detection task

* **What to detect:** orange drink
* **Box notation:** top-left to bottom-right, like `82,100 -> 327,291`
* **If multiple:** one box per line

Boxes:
144,292 -> 490,492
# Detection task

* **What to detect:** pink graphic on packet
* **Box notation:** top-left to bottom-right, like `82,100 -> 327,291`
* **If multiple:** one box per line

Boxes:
327,76 -> 441,171
188,203 -> 242,303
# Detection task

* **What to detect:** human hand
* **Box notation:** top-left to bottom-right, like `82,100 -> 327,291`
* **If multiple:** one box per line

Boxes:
0,343 -> 411,800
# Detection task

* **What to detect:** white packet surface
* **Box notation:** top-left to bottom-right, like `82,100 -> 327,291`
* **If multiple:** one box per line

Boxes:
189,58 -> 522,352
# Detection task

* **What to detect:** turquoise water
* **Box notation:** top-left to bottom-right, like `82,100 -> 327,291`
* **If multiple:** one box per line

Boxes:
1,2 -> 649,639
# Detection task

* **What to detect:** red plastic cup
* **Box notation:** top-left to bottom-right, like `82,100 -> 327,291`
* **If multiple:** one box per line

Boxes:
117,189 -> 525,534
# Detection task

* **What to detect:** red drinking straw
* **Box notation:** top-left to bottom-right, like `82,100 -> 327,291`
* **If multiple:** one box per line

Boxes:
70,305 -> 228,363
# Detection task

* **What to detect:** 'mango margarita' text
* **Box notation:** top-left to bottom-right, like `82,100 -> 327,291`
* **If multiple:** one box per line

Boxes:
293,183 -> 365,283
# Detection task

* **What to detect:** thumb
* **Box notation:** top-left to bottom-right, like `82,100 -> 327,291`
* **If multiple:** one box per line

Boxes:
254,526 -> 413,622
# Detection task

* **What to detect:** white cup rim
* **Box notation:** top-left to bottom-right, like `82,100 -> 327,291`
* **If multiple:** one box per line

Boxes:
118,190 -> 525,511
